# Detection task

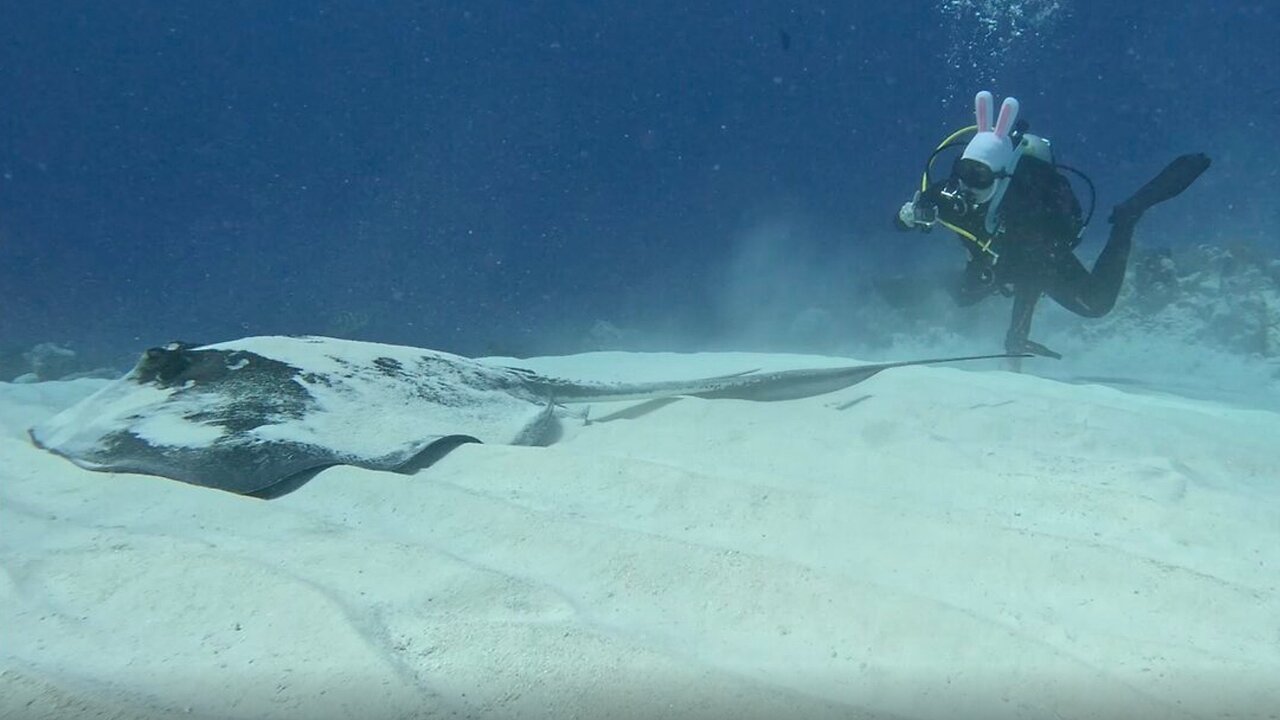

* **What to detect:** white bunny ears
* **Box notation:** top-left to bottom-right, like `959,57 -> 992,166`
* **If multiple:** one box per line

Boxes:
974,90 -> 1019,137
961,90 -> 1020,174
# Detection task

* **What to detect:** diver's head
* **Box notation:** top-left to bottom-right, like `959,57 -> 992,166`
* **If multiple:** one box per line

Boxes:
955,90 -> 1020,206
951,157 -> 1004,205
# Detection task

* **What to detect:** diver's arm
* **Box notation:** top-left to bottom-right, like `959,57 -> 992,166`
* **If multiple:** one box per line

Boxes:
894,189 -> 938,232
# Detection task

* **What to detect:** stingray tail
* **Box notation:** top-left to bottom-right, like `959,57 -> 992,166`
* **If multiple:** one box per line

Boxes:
532,354 -> 1028,404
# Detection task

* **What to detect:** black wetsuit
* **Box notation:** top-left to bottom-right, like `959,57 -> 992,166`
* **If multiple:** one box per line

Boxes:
907,155 -> 1138,357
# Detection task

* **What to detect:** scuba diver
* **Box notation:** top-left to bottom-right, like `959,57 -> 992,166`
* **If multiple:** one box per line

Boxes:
894,90 -> 1210,359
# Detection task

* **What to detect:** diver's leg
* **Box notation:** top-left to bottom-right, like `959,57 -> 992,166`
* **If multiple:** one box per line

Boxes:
1048,226 -> 1134,318
1003,284 -> 1061,361
1051,153 -> 1211,317
1005,285 -> 1038,352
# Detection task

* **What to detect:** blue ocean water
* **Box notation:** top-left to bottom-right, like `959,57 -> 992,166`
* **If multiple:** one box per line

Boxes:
0,1 -> 1276,368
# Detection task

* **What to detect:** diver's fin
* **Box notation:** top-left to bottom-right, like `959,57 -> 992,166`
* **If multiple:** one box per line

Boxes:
1109,153 -> 1211,225
1006,338 -> 1063,360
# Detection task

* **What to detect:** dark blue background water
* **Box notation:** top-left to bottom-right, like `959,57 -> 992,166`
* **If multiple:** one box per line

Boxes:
2,2 -> 1276,362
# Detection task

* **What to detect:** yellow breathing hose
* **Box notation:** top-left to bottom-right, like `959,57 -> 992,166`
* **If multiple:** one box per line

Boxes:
920,124 -> 998,261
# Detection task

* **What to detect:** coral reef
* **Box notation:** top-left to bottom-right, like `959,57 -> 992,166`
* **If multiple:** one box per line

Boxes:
1073,243 -> 1280,362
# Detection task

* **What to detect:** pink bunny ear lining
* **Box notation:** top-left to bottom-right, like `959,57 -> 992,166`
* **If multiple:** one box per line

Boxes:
994,97 -> 1020,137
974,91 -> 994,132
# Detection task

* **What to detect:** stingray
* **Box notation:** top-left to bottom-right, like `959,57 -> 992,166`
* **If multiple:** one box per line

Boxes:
29,335 -> 1020,498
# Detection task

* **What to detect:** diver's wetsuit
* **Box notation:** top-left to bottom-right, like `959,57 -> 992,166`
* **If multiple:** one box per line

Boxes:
904,152 -> 1209,357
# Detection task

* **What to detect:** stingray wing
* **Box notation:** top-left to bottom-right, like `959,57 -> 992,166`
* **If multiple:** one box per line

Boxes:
29,336 -> 550,496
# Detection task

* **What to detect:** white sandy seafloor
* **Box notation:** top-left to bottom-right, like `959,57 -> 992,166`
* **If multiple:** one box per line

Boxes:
1,349 -> 1278,720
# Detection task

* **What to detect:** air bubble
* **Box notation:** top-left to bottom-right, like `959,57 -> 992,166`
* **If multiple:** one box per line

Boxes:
939,0 -> 1068,105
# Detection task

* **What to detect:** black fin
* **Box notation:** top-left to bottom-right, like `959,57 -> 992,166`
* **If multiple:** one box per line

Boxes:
1110,153 -> 1211,225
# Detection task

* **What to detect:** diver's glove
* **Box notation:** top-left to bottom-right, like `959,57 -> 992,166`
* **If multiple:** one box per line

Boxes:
1005,337 -> 1063,360
894,191 -> 937,231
